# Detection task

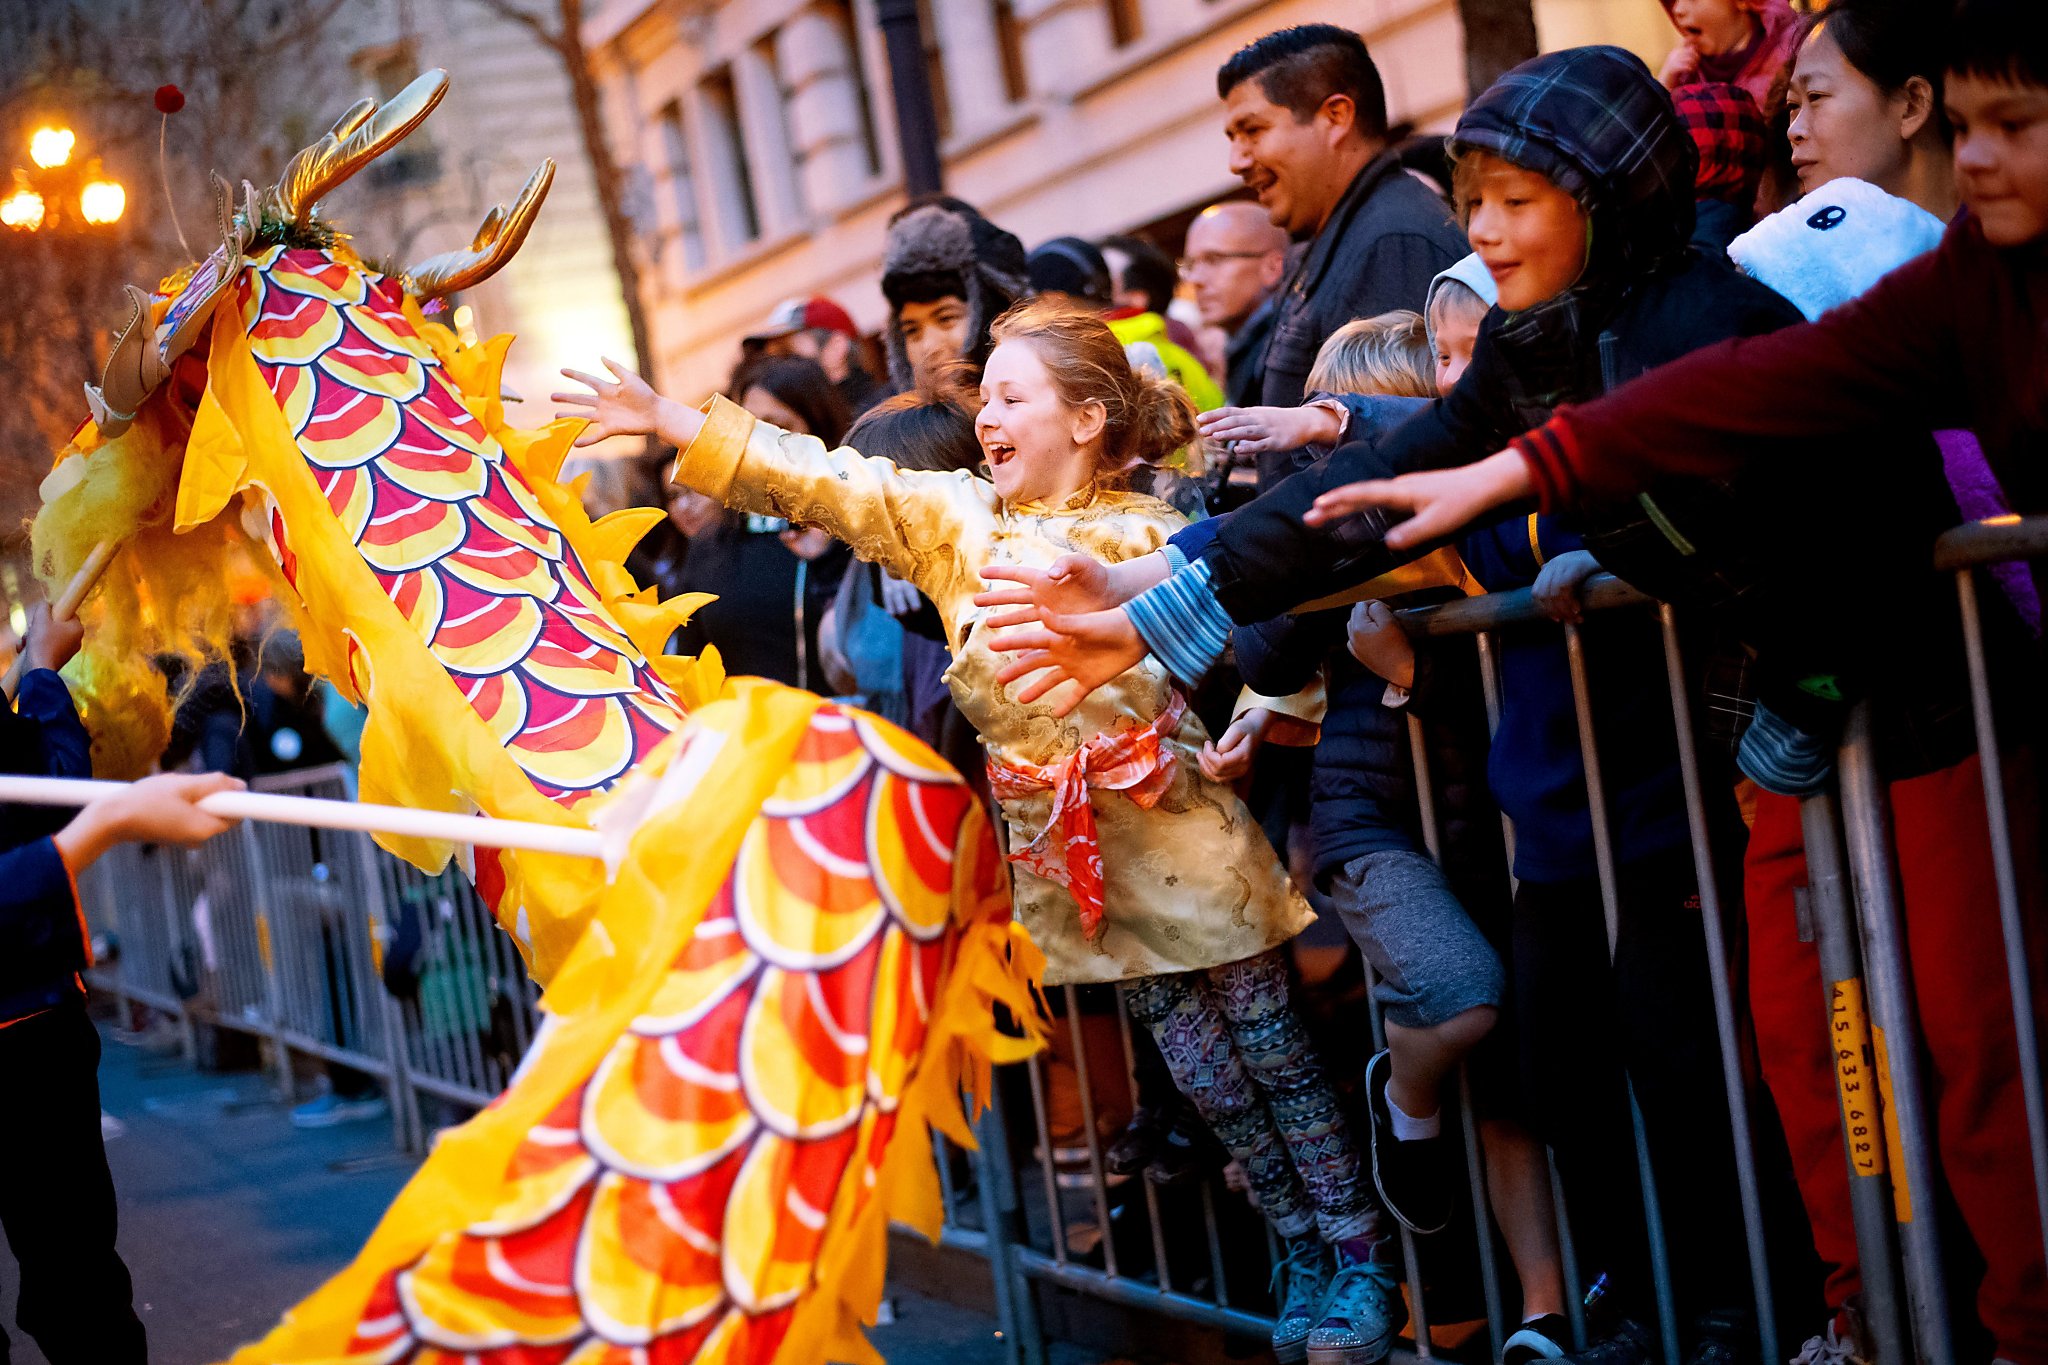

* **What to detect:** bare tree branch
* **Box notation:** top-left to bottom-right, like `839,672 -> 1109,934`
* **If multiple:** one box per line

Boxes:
464,0 -> 562,52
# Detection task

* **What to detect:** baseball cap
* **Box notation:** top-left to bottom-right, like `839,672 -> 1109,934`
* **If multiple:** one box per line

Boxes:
747,295 -> 859,344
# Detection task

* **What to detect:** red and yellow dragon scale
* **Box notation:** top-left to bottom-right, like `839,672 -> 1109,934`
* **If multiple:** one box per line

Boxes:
29,71 -> 1043,1365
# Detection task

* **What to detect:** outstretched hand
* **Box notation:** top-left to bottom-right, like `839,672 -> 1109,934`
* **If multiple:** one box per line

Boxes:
986,607 -> 1147,717
1302,448 -> 1535,551
1195,404 -> 1342,457
554,358 -> 682,448
973,552 -> 1166,630
1199,709 -> 1273,784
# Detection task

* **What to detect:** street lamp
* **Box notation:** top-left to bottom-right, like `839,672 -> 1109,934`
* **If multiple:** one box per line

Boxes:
5,123 -> 123,232
28,126 -> 74,169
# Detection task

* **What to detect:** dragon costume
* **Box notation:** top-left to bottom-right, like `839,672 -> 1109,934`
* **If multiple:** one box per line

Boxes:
28,72 -> 1043,1365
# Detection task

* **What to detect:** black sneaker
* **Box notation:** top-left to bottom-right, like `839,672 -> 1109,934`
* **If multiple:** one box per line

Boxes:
1560,1319 -> 1657,1365
1502,1314 -> 1572,1365
1104,1105 -> 1170,1178
1686,1308 -> 1758,1365
1155,1096 -> 1212,1186
1364,1049 -> 1452,1235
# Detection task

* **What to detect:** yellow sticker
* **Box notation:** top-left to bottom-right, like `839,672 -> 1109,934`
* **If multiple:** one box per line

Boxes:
255,912 -> 274,974
1829,978 -> 1886,1179
1872,1022 -> 1914,1223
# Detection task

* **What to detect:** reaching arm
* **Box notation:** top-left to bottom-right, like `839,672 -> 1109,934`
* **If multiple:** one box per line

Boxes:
1513,238 -> 1966,511
559,364 -> 985,616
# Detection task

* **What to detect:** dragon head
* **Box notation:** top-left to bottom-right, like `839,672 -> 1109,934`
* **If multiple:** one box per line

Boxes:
31,72 -> 710,839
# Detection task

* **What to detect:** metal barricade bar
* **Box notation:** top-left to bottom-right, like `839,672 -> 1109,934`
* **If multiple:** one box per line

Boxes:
64,514 -> 2048,1363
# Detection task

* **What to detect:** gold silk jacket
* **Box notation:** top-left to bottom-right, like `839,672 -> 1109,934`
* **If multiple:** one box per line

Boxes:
677,396 -> 1317,985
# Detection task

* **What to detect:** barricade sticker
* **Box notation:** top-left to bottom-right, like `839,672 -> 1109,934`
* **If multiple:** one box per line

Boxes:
1829,977 -> 1886,1180
1872,1021 -> 1913,1223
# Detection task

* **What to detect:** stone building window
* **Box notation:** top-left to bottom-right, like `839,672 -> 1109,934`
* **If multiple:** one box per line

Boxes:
656,101 -> 706,274
994,0 -> 1030,103
697,66 -> 760,249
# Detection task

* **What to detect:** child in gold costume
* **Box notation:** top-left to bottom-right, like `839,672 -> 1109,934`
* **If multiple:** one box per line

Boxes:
559,298 -> 1401,1365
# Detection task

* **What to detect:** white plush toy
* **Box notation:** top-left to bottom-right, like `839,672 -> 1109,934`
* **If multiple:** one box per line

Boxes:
1728,176 -> 1947,320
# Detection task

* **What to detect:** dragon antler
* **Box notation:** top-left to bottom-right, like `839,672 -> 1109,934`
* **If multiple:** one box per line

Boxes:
265,69 -> 449,227
403,160 -> 556,301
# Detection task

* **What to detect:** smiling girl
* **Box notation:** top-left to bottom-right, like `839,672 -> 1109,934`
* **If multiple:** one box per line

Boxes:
557,297 -> 1400,1365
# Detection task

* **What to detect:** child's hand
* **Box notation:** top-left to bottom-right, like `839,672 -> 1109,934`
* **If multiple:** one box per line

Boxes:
1531,550 -> 1601,624
1657,42 -> 1700,90
1304,448 -> 1534,550
974,553 -> 1168,628
1346,600 -> 1415,688
1196,404 -> 1342,457
1199,709 -> 1274,784
779,525 -> 835,561
56,772 -> 245,871
879,571 -> 923,617
22,603 -> 83,674
988,606 -> 1147,716
554,358 -> 682,448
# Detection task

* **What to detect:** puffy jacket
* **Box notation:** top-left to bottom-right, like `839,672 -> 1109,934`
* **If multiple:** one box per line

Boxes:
1106,311 -> 1225,413
1235,605 -> 1506,900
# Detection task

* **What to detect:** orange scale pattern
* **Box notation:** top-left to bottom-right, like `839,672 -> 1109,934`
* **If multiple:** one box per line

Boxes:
330,709 -> 980,1364
238,246 -> 685,807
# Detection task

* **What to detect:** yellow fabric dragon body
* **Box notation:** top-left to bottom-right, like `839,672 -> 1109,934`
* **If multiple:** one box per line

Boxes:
29,72 -> 1041,1365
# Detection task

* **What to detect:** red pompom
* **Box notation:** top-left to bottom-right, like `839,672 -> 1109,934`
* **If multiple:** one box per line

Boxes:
154,85 -> 185,115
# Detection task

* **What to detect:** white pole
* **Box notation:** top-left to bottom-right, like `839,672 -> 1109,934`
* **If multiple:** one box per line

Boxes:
0,774 -> 605,861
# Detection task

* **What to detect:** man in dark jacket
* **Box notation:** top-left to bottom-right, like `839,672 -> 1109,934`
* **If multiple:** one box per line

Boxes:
0,609 -> 242,1365
1216,24 -> 1466,488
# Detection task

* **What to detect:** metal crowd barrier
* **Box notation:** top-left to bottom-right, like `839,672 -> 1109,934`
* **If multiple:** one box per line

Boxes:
77,763 -> 542,1153
72,514 -> 2048,1365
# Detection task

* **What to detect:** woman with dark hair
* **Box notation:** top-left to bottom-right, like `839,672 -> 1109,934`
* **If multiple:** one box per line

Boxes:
629,356 -> 850,692
1784,0 -> 1954,219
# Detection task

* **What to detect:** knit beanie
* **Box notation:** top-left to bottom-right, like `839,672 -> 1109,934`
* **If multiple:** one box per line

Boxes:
1026,237 -> 1113,305
879,195 -> 1030,391
1727,177 -> 1945,320
1673,82 -> 1768,207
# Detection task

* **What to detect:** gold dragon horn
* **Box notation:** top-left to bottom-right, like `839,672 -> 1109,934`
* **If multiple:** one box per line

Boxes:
402,159 -> 556,302
83,284 -> 158,437
265,69 -> 450,227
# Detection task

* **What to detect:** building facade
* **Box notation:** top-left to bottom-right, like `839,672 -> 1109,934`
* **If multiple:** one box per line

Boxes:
581,0 -> 1676,404
325,1 -> 640,432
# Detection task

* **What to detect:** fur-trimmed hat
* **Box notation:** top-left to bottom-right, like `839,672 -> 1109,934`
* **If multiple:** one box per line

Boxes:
879,195 -> 1030,391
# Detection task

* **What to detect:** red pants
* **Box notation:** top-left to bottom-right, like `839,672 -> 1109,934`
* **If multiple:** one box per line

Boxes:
1746,753 -> 2048,1359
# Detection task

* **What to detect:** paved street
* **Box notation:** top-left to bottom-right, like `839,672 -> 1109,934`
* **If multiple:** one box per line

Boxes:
0,1011 -> 1062,1365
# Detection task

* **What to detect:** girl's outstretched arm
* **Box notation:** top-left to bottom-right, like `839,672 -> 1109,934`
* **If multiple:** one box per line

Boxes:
554,358 -> 705,450
561,362 -> 986,616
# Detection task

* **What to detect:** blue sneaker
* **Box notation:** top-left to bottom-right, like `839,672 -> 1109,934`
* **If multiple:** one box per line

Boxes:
291,1090 -> 389,1129
1306,1239 -> 1406,1365
1271,1233 -> 1332,1365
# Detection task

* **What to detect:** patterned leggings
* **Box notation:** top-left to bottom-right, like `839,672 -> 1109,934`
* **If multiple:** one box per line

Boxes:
1123,948 -> 1378,1243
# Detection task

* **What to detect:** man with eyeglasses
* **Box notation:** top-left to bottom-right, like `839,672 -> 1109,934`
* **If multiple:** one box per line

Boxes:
1181,202 -> 1290,409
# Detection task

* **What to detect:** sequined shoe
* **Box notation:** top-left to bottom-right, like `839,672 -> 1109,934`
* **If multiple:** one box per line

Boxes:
1306,1239 -> 1405,1365
1270,1232 -> 1332,1365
